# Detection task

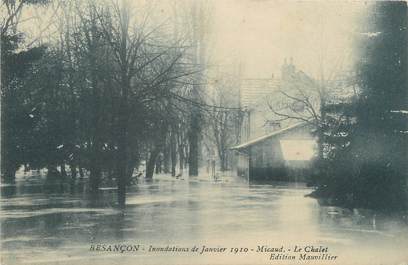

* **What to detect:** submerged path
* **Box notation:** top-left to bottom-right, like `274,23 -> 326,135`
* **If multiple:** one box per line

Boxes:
1,173 -> 408,265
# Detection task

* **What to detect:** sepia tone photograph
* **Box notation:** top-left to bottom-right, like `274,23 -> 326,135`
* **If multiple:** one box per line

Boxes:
1,0 -> 407,264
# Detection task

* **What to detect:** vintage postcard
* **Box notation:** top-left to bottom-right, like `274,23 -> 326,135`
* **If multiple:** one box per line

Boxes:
1,0 -> 407,264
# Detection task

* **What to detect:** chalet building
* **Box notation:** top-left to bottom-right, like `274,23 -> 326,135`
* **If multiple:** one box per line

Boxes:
232,59 -> 318,182
232,122 -> 316,182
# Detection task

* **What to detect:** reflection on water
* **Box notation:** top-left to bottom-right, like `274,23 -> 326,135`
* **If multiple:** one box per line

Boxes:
1,174 -> 408,265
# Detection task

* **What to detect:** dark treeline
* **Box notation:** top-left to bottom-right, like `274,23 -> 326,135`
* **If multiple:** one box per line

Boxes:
1,0 -> 217,206
312,2 -> 408,210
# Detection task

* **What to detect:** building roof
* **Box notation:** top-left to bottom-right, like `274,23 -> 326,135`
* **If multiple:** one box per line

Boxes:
230,122 -> 309,150
240,78 -> 280,108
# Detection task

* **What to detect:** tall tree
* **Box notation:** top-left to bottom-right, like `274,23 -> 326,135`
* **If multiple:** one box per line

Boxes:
1,0 -> 50,183
351,1 -> 408,209
187,0 -> 212,176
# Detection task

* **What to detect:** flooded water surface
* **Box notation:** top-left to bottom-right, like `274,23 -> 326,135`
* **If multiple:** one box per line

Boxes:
1,173 -> 408,265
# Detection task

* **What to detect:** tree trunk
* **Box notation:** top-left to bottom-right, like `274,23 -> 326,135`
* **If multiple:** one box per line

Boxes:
70,163 -> 77,193
79,166 -> 85,179
60,163 -> 67,178
220,153 -> 227,172
89,89 -> 102,193
2,166 -> 16,184
155,156 -> 161,174
185,145 -> 189,169
89,155 -> 101,193
163,143 -> 170,174
117,132 -> 127,207
146,148 -> 160,179
188,111 -> 200,176
178,138 -> 184,172
116,67 -> 131,207
179,148 -> 184,172
70,163 -> 77,179
1,131 -> 18,183
125,147 -> 139,185
170,130 -> 177,177
47,164 -> 60,180
116,101 -> 129,207
126,162 -> 135,185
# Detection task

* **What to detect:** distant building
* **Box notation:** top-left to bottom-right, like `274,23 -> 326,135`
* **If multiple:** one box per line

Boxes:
232,122 -> 315,182
233,59 -> 318,181
239,58 -> 318,141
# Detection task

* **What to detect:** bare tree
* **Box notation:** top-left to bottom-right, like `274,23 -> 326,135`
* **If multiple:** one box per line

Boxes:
267,67 -> 358,159
206,75 -> 241,171
95,0 -> 196,205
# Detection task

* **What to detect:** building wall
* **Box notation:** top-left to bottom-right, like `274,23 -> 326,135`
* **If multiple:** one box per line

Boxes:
244,123 -> 315,182
239,60 -> 318,142
249,137 -> 288,181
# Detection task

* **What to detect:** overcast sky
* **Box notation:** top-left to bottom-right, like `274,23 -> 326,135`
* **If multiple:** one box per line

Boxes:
210,0 -> 369,80
14,0 -> 370,81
